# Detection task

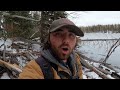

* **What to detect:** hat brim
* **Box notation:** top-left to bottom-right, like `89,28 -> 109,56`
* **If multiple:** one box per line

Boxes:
50,24 -> 84,37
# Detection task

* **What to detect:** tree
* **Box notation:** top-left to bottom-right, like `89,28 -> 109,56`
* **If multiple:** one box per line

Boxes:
2,11 -> 34,39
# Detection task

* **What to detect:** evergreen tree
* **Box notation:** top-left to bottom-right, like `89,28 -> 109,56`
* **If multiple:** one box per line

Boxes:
2,11 -> 34,39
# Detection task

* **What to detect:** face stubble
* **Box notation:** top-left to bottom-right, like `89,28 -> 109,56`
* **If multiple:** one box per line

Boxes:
49,36 -> 76,60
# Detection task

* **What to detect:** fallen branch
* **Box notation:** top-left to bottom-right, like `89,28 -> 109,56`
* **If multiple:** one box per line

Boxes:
80,56 -> 111,79
0,59 -> 22,78
102,38 -> 120,63
13,37 -> 41,45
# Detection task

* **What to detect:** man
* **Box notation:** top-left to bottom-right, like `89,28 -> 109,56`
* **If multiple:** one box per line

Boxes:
19,18 -> 84,79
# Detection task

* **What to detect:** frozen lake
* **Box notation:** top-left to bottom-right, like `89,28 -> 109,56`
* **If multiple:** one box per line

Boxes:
78,32 -> 120,67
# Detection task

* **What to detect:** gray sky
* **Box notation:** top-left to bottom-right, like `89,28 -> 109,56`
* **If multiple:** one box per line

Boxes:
67,11 -> 120,27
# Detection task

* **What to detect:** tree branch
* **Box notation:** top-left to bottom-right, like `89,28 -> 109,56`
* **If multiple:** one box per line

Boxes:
2,12 -> 40,22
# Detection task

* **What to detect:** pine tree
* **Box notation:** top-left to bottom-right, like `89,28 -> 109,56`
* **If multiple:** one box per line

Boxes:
2,11 -> 34,39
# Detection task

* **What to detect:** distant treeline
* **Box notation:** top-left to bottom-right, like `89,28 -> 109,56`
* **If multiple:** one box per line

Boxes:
80,24 -> 120,33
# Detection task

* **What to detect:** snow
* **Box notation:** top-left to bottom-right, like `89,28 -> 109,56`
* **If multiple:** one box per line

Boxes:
11,49 -> 17,53
0,38 -> 12,51
85,71 -> 102,79
79,33 -> 120,69
81,32 -> 120,40
82,66 -> 102,79
14,41 -> 25,44
31,44 -> 41,52
83,75 -> 87,79
117,72 -> 120,76
0,72 -> 10,79
106,75 -> 115,79
17,56 -> 27,68
92,63 -> 100,67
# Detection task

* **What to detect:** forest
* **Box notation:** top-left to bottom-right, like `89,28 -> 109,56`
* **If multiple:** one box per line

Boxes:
80,24 -> 120,33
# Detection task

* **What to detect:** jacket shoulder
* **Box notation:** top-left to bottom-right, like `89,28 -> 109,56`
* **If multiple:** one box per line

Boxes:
75,52 -> 83,79
75,52 -> 81,64
18,60 -> 44,79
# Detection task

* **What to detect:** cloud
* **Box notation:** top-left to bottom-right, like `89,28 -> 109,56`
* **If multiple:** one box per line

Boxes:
67,11 -> 120,26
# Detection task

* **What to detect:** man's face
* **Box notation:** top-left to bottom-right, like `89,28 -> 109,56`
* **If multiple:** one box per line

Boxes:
49,27 -> 77,60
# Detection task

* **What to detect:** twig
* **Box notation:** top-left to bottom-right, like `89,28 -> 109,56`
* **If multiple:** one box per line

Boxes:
29,29 -> 39,39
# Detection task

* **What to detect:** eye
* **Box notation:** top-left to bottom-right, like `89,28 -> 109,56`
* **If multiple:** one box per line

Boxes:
69,33 -> 76,39
53,32 -> 62,37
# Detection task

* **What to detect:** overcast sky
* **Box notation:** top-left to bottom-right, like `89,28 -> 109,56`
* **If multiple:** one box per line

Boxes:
67,11 -> 120,27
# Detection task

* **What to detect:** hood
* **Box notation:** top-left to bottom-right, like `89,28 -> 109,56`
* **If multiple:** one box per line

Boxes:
41,49 -> 77,71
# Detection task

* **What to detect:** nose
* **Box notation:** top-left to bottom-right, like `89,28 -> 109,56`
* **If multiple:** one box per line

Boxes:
62,34 -> 70,44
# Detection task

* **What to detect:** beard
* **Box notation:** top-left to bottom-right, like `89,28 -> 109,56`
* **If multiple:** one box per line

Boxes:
50,43 -> 74,60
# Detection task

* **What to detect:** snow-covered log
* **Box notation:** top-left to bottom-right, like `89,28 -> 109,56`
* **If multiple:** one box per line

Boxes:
80,57 -> 111,79
0,59 -> 22,78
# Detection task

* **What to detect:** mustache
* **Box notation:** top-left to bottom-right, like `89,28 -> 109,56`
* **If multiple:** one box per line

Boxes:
59,43 -> 70,49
